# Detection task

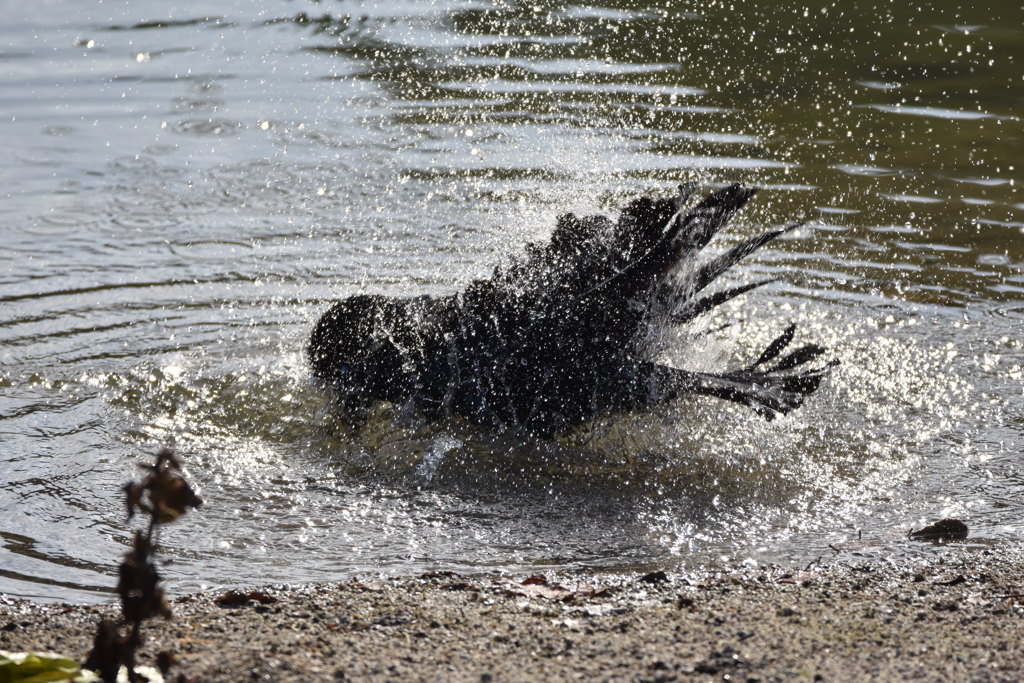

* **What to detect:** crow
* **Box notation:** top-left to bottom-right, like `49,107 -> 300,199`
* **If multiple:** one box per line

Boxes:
309,183 -> 835,438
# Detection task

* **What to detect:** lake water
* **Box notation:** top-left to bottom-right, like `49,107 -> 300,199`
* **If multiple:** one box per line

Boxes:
1,0 -> 1023,602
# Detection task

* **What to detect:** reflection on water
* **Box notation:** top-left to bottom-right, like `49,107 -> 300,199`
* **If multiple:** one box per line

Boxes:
0,0 -> 1023,602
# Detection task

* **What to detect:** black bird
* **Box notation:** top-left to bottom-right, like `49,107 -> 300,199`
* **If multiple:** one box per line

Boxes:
309,183 -> 835,438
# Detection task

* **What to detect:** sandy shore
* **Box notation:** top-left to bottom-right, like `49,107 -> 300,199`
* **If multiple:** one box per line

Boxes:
2,549 -> 1023,682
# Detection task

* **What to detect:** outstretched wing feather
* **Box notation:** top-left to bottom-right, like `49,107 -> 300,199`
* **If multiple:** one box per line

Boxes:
690,222 -> 802,296
585,183 -> 759,299
671,279 -> 779,326
750,322 -> 796,368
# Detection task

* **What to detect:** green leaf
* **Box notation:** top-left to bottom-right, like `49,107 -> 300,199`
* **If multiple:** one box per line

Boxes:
0,651 -> 99,683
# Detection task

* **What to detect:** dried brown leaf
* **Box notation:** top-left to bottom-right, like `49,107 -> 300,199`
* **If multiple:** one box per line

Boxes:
214,590 -> 278,606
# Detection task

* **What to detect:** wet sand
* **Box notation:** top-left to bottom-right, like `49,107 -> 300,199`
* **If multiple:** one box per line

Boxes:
2,549 -> 1023,682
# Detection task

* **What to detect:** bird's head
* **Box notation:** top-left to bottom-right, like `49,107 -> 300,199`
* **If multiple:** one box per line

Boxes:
308,294 -> 418,409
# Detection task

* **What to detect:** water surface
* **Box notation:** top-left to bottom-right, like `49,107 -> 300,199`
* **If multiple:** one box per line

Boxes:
2,0 -> 1023,602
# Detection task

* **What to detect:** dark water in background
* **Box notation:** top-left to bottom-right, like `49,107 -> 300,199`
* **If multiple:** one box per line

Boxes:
1,0 -> 1023,602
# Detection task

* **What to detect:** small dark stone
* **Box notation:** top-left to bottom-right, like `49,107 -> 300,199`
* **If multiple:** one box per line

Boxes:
909,518 -> 969,541
480,674 -> 493,683
778,607 -> 797,617
1,622 -> 17,632
639,571 -> 670,585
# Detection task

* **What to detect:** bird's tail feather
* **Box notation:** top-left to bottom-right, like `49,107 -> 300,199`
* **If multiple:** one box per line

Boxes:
653,324 -> 837,418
